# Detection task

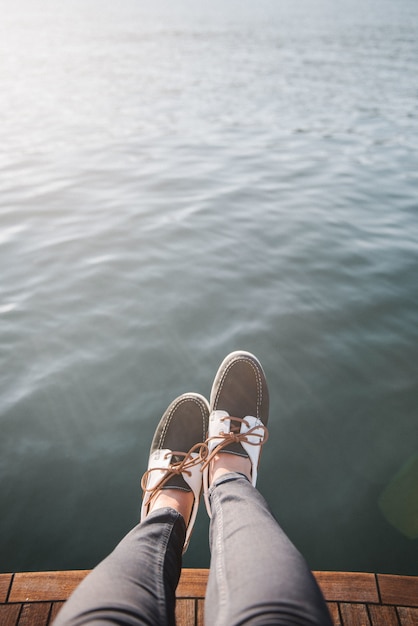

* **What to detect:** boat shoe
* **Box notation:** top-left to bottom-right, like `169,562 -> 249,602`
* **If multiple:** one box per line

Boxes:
202,350 -> 269,517
141,392 -> 209,552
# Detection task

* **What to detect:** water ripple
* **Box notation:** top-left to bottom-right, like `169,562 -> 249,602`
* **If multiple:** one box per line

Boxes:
1,0 -> 418,575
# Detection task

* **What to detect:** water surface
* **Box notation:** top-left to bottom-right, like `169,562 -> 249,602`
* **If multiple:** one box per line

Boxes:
1,0 -> 417,574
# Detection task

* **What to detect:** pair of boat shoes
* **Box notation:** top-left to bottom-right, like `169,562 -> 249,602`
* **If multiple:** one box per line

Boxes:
140,350 -> 269,552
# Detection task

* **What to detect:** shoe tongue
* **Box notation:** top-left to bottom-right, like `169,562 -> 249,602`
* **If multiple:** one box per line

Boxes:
162,473 -> 191,491
160,453 -> 192,492
222,418 -> 249,458
230,419 -> 241,434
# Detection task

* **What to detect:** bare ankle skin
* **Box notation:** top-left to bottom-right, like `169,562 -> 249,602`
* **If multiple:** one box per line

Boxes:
210,452 -> 252,485
148,489 -> 194,525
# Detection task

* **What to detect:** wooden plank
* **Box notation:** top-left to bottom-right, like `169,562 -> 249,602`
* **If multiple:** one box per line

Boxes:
339,603 -> 371,626
0,604 -> 21,626
175,598 -> 195,626
9,571 -> 89,603
3,569 -> 418,626
0,574 -> 13,603
369,604 -> 400,626
196,598 -> 205,626
17,603 -> 51,626
49,602 -> 65,625
326,602 -> 341,626
314,572 -> 379,603
397,607 -> 418,626
177,569 -> 208,598
378,575 -> 418,607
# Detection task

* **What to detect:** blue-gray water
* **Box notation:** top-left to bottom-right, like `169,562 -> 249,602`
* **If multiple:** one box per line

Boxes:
1,0 -> 417,576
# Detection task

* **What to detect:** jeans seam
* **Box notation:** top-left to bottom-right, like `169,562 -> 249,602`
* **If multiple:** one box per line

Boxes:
212,490 -> 228,625
155,510 -> 181,624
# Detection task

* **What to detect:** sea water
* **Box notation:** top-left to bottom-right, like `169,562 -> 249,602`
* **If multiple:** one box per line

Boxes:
0,0 -> 417,574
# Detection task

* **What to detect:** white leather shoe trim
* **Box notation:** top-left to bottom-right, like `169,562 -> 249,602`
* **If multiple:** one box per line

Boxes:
141,449 -> 171,522
203,410 -> 229,517
141,448 -> 202,553
203,410 -> 265,517
207,410 -> 230,452
239,415 -> 265,487
182,455 -> 202,552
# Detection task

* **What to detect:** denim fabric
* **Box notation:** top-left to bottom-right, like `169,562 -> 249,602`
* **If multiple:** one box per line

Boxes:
55,476 -> 332,626
205,473 -> 333,626
54,507 -> 185,626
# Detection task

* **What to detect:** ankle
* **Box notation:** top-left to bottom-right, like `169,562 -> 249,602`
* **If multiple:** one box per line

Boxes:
210,452 -> 252,486
148,489 -> 194,525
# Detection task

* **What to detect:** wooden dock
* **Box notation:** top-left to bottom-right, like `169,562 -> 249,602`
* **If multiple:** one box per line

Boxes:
1,569 -> 417,625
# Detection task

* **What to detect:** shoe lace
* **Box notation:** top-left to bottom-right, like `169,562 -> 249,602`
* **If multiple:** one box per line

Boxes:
141,442 -> 208,506
200,416 -> 269,472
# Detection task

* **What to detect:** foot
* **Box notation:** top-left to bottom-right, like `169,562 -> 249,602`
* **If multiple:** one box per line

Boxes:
148,489 -> 194,525
209,451 -> 252,485
203,350 -> 269,516
141,393 -> 209,552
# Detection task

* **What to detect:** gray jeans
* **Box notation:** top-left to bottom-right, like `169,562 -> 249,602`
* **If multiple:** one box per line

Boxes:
54,473 -> 333,626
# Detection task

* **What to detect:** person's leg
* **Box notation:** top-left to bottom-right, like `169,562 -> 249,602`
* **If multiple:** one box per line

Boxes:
206,471 -> 333,626
54,507 -> 185,626
54,392 -> 209,626
203,351 -> 333,626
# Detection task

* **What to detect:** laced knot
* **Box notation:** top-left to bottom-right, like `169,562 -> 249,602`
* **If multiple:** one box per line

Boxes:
201,416 -> 269,471
141,442 -> 208,506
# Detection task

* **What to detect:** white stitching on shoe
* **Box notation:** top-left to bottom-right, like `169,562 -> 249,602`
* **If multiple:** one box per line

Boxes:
214,356 -> 264,419
157,395 -> 208,449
